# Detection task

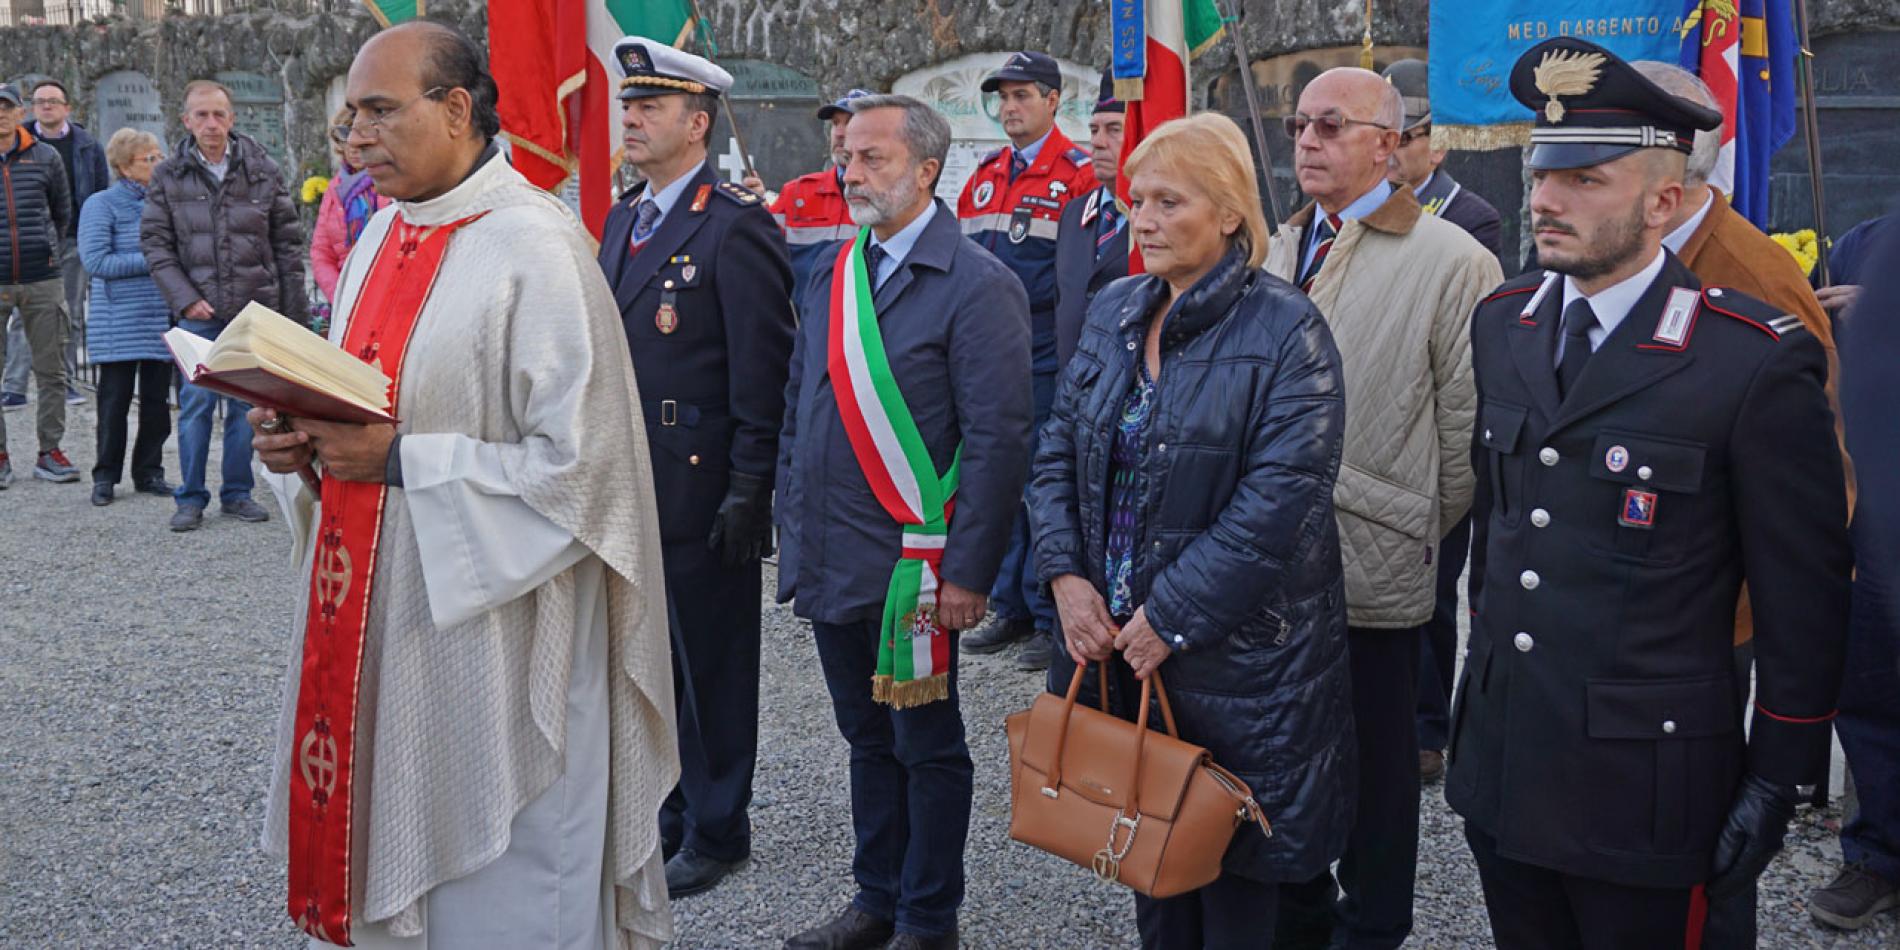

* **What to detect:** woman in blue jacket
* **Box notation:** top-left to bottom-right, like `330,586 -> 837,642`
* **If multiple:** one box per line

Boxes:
80,129 -> 172,506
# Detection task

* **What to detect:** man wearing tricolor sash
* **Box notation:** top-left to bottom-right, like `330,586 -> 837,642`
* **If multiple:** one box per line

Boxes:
250,23 -> 678,948
776,94 -> 1033,950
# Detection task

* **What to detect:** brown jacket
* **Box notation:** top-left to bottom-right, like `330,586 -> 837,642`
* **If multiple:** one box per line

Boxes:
1676,189 -> 1852,644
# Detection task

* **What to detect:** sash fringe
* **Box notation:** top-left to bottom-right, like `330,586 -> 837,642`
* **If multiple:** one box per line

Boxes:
1113,77 -> 1147,103
873,674 -> 949,709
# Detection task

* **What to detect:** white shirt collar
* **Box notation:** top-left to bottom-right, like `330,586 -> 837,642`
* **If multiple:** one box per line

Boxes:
1663,185 -> 1717,254
1559,247 -> 1667,353
871,200 -> 937,270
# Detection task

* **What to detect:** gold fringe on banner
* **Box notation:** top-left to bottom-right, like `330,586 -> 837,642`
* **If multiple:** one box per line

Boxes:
1431,122 -> 1534,152
1359,0 -> 1375,69
1114,77 -> 1147,102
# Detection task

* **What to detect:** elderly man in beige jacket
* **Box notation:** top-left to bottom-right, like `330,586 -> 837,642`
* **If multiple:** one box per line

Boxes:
1267,67 -> 1502,950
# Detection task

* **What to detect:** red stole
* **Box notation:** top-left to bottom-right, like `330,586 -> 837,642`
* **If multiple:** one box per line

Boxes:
287,211 -> 485,945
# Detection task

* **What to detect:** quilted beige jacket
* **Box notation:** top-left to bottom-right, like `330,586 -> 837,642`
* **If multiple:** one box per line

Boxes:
1266,185 -> 1501,627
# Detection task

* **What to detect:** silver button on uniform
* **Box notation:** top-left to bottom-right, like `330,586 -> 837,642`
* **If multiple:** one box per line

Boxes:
1539,447 -> 1559,466
1514,632 -> 1534,652
1637,465 -> 1654,481
1520,569 -> 1540,590
1531,508 -> 1550,528
1662,720 -> 1678,734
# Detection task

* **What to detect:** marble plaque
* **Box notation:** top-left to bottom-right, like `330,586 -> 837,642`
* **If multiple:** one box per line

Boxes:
895,53 -> 1099,202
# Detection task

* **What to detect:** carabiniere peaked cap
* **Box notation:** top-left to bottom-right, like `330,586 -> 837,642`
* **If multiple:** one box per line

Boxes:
1509,36 -> 1721,171
613,36 -> 734,100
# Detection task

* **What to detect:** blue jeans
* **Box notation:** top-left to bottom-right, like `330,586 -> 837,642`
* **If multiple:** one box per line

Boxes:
989,365 -> 1057,630
811,619 -> 971,938
173,319 -> 254,508
1840,532 -> 1900,882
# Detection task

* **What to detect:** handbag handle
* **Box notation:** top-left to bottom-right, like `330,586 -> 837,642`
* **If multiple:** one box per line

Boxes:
1041,656 -> 1181,817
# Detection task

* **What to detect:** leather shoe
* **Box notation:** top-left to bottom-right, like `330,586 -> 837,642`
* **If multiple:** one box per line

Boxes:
135,479 -> 175,496
1014,630 -> 1053,671
784,905 -> 895,950
960,615 -> 1033,654
885,931 -> 957,950
91,483 -> 113,506
665,848 -> 740,898
1419,749 -> 1446,783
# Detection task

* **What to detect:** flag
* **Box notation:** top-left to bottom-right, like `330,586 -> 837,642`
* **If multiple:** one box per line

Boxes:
1678,0 -> 1797,227
1110,0 -> 1224,272
361,0 -> 423,27
491,0 -> 696,238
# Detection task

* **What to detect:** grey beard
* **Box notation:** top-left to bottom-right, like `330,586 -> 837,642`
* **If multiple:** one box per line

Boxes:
846,178 -> 919,229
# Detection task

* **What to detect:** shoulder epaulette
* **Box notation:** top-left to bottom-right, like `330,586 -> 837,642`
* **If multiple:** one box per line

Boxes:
714,180 -> 763,206
979,146 -> 1008,165
1479,271 -> 1548,305
1700,286 -> 1805,341
1065,146 -> 1091,167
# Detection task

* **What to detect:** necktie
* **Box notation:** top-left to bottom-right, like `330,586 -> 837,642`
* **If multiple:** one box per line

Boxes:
1096,203 -> 1122,257
1557,297 -> 1597,398
1300,214 -> 1342,293
863,241 -> 889,290
1010,151 -> 1028,183
628,199 -> 661,256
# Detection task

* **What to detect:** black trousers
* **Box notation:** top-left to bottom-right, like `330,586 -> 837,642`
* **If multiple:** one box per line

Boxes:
1137,872 -> 1281,949
658,540 -> 762,863
1465,823 -> 1705,948
90,359 -> 171,487
1277,626 -> 1422,950
1417,515 -> 1472,751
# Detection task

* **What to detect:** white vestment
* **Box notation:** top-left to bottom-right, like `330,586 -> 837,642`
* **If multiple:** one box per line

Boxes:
260,151 -> 678,949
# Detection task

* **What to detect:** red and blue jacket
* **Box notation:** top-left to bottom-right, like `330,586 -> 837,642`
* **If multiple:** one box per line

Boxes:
955,126 -> 1096,344
770,166 -> 855,313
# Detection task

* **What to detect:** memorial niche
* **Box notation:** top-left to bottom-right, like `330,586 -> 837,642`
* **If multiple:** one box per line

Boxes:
215,70 -> 291,177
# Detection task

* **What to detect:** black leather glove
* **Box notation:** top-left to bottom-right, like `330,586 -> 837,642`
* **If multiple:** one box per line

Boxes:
1705,773 -> 1798,900
708,470 -> 774,567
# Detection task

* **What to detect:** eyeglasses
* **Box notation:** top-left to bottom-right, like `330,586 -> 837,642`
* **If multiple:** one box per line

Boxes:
1282,112 -> 1393,140
1399,125 -> 1432,147
31,98 -> 66,107
331,86 -> 444,141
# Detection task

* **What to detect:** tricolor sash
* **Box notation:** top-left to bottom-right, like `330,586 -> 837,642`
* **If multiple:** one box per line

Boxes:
287,211 -> 485,945
826,230 -> 960,708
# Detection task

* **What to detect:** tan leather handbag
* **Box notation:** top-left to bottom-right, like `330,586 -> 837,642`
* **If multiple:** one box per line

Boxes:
1004,662 -> 1271,898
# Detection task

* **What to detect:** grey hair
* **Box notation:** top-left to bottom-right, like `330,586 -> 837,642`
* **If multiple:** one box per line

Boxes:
1632,60 -> 1721,186
848,93 -> 951,169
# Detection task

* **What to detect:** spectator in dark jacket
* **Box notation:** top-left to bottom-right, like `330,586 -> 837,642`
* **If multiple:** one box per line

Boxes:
0,81 -> 78,488
1030,113 -> 1353,949
3,79 -> 109,406
80,129 -> 173,506
140,79 -> 304,532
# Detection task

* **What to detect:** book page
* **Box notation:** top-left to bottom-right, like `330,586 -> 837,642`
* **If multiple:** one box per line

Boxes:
203,303 -> 391,412
162,327 -> 213,378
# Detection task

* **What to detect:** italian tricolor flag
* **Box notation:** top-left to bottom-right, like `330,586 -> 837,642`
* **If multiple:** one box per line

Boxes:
490,0 -> 696,238
1113,0 -> 1224,273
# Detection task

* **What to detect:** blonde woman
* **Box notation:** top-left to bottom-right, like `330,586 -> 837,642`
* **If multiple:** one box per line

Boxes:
1029,112 -> 1353,946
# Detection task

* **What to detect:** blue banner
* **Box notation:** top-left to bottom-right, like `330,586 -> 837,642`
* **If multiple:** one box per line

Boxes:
1429,2 -> 1694,149
1678,0 -> 1797,227
1111,0 -> 1146,83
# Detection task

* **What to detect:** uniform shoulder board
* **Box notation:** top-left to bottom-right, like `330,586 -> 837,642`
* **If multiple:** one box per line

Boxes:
714,180 -> 763,206
980,145 -> 1008,165
1478,270 -> 1548,305
1699,286 -> 1806,341
1065,146 -> 1091,167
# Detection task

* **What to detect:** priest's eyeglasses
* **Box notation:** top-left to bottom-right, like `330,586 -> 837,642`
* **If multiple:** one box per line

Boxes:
1283,112 -> 1393,140
332,86 -> 445,141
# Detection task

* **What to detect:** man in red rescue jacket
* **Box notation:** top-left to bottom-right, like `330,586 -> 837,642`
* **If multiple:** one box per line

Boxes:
954,51 -> 1096,665
770,88 -> 868,311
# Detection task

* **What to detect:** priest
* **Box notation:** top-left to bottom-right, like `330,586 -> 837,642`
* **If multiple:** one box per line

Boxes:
248,22 -> 679,948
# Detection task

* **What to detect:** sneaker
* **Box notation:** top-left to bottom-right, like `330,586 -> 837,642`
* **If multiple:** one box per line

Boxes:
1810,863 -> 1900,930
33,449 -> 79,482
1014,631 -> 1054,671
221,498 -> 270,523
0,391 -> 24,411
91,483 -> 113,506
170,505 -> 204,532
64,386 -> 85,405
961,615 -> 1034,654
0,453 -> 11,489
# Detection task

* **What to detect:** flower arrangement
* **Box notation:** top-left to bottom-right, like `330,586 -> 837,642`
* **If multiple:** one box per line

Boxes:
1770,228 -> 1820,277
300,175 -> 331,205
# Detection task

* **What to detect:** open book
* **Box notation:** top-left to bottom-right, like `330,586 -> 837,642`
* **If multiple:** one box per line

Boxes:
163,302 -> 396,425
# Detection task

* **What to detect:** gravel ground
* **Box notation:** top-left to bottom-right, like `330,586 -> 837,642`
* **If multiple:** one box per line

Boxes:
3,393 -> 1895,948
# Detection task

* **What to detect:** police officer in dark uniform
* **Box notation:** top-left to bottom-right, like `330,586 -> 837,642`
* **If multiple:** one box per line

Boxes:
597,36 -> 796,899
1449,38 -> 1850,947
1052,69 -> 1129,372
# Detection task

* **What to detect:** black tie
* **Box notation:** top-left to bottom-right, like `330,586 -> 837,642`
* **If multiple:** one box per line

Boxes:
1557,298 -> 1597,398
863,242 -> 889,289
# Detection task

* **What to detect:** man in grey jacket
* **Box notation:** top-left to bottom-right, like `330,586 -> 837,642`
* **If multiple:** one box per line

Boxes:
140,79 -> 304,531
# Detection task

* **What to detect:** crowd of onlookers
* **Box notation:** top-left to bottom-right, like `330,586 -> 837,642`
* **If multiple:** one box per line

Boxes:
0,77 -> 386,531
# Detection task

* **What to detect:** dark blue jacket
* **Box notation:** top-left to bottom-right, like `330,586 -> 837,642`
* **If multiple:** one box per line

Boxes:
0,127 -> 72,284
1029,249 -> 1356,881
30,120 -> 108,217
1053,184 -> 1127,370
79,179 -> 169,364
776,201 -> 1034,623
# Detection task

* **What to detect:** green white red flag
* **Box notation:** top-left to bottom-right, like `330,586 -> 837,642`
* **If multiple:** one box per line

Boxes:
1111,0 -> 1224,272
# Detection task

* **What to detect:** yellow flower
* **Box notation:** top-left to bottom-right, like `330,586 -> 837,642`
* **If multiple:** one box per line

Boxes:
300,175 -> 331,205
1771,229 -> 1817,278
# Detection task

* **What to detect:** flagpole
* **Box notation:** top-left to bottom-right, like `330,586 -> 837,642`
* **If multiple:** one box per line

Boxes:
1792,0 -> 1831,286
683,0 -> 760,183
1215,0 -> 1284,232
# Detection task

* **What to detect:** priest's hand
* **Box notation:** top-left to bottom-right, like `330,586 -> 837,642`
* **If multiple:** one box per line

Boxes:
293,418 -> 398,484
708,470 -> 774,567
1113,607 -> 1173,680
937,580 -> 988,632
250,408 -> 316,474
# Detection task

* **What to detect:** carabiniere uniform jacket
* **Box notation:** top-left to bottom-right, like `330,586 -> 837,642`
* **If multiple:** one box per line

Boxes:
1445,251 -> 1850,889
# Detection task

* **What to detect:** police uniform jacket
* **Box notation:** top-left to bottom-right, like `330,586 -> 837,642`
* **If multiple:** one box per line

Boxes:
1415,168 -> 1503,260
955,127 -> 1096,356
599,161 -> 796,546
770,167 -> 854,315
1446,253 -> 1850,889
776,201 -> 1034,624
1053,184 -> 1128,369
